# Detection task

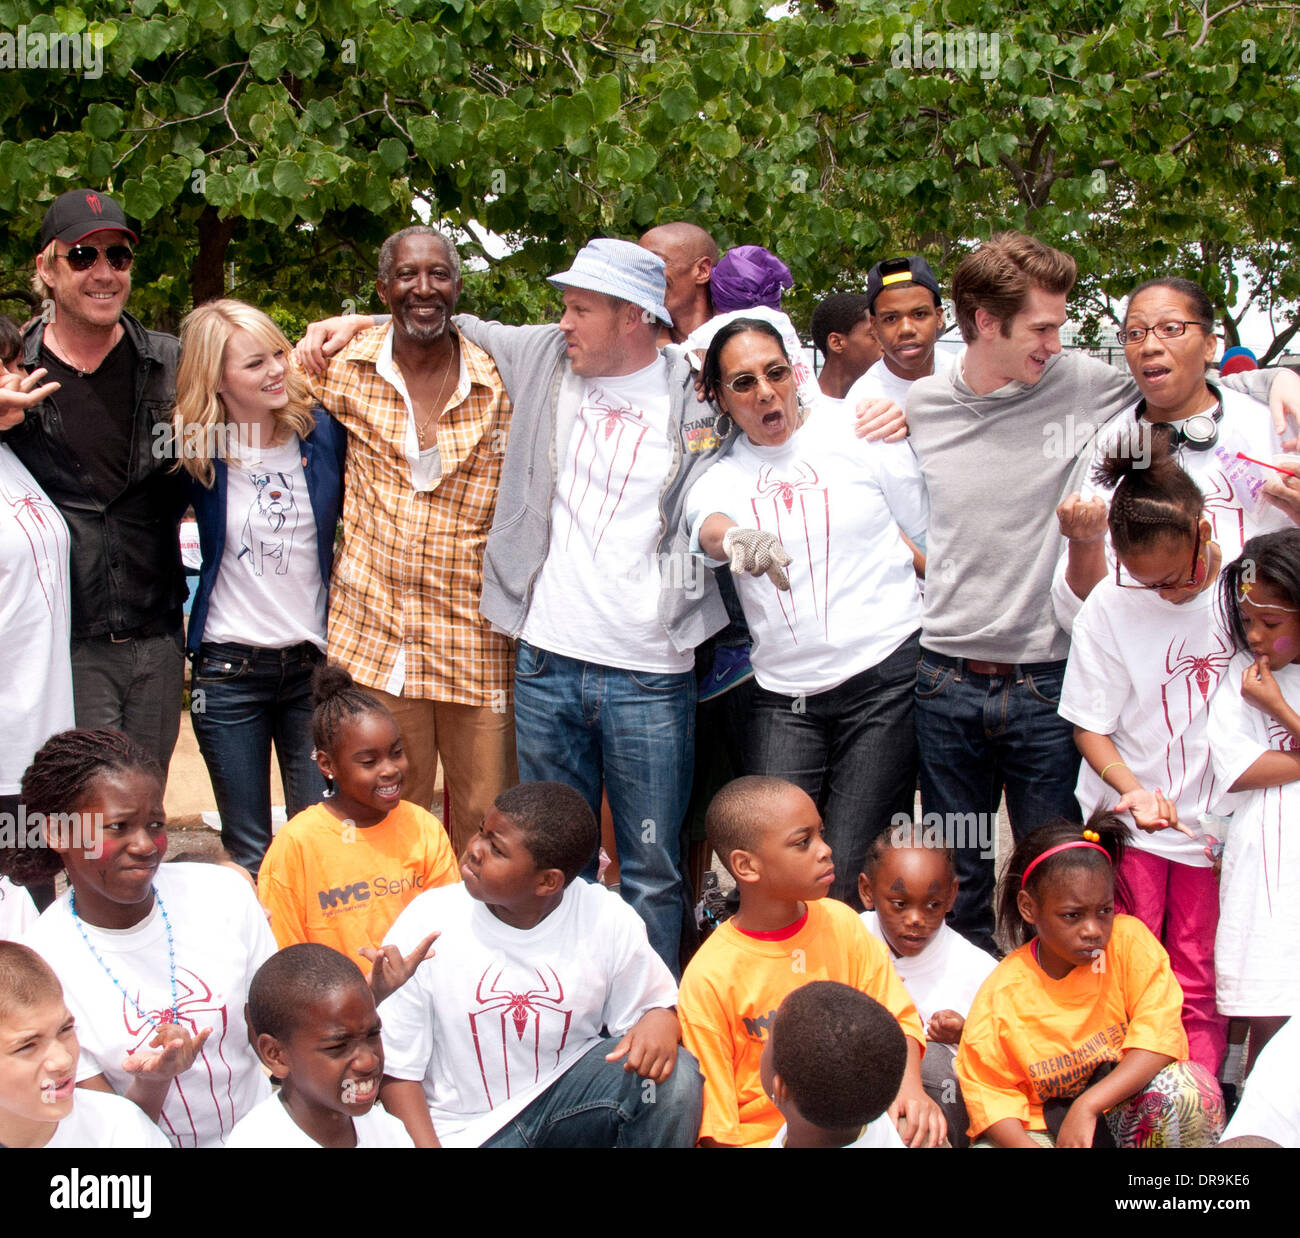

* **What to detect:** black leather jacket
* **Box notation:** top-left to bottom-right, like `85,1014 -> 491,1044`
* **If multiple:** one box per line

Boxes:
5,311 -> 188,638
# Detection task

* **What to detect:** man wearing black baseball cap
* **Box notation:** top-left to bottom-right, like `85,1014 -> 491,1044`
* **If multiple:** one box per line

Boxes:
4,189 -> 187,773
845,255 -> 948,409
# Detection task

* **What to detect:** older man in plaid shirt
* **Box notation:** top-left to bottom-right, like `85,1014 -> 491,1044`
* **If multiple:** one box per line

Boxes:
304,226 -> 516,854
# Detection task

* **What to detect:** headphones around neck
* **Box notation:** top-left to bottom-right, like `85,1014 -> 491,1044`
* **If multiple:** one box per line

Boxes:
1134,387 -> 1223,452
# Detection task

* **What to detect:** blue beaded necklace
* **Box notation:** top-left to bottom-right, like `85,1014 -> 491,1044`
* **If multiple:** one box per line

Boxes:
69,885 -> 179,1029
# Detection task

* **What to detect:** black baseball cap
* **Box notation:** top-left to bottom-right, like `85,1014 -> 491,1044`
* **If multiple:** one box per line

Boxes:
38,189 -> 139,250
865,256 -> 942,310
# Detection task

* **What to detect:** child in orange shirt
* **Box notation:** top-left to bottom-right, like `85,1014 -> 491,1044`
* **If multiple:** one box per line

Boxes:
677,775 -> 941,1148
955,812 -> 1224,1147
259,665 -> 458,978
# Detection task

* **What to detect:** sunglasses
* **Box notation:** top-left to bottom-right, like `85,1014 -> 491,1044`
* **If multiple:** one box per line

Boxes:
722,364 -> 794,395
55,244 -> 134,272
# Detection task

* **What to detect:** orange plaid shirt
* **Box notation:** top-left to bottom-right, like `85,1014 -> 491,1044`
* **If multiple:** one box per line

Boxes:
307,325 -> 513,705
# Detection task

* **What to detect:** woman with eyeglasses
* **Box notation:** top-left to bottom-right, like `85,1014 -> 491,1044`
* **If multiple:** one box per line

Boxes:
174,300 -> 345,878
1054,277 -> 1295,630
684,318 -> 926,906
1058,426 -> 1229,1079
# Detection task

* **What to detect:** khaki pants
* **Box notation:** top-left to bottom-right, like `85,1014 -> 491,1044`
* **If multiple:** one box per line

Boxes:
367,690 -> 518,856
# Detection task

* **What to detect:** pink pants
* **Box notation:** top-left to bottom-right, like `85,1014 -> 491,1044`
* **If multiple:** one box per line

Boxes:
1117,849 -> 1226,1076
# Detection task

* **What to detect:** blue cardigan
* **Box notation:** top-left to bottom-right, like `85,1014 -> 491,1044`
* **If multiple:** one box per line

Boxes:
186,407 -> 347,655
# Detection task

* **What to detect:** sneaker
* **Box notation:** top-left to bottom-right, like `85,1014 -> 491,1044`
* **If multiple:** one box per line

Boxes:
695,870 -> 738,939
698,644 -> 755,703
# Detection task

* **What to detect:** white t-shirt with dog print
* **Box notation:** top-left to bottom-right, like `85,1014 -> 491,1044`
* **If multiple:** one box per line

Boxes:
203,434 -> 326,650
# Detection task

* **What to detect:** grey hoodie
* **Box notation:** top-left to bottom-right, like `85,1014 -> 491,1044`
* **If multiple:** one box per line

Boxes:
905,350 -> 1278,663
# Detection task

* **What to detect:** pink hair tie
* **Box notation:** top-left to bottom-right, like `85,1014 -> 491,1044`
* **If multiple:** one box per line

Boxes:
1021,838 -> 1110,888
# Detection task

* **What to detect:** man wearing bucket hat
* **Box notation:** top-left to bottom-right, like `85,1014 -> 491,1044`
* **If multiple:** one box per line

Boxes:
3,189 -> 187,773
450,237 -> 734,974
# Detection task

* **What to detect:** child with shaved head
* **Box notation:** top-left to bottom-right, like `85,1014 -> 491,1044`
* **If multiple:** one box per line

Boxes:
678,776 -> 942,1148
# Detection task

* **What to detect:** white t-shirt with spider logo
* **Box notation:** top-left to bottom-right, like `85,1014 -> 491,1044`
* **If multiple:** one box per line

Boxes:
23,863 -> 276,1147
519,357 -> 694,673
1059,578 -> 1231,866
378,880 -> 677,1147
684,410 -> 927,696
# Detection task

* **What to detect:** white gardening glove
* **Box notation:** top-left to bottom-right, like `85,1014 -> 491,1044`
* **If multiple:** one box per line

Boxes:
721,526 -> 793,591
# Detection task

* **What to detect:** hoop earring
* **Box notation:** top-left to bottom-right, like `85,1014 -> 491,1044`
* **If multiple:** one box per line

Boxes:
714,412 -> 733,438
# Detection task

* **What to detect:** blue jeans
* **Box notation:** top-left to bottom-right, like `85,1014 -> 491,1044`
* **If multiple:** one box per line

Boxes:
513,642 -> 695,975
481,1040 -> 703,1147
914,651 -> 1081,955
189,641 -> 327,876
745,633 -> 920,907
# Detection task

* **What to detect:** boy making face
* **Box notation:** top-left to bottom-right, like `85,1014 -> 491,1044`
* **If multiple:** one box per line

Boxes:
230,944 -> 412,1148
678,777 -> 944,1148
866,257 -> 945,385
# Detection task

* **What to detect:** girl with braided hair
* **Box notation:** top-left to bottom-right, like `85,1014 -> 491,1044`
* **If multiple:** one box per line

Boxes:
3,728 -> 276,1146
1057,426 -> 1230,1079
256,663 -> 454,990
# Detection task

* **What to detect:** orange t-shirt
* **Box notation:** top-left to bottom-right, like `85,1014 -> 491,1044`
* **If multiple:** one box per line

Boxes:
677,897 -> 925,1148
955,914 -> 1188,1137
258,801 -> 460,974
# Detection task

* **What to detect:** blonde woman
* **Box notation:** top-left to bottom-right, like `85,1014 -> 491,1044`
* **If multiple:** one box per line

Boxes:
176,300 -> 346,876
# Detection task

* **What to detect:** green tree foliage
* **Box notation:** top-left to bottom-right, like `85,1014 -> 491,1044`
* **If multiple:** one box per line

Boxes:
0,0 -> 1296,356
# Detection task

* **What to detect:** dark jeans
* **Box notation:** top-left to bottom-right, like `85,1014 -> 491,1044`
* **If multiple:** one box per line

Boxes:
745,633 -> 920,907
914,650 -> 1081,955
189,641 -> 327,876
71,625 -> 186,774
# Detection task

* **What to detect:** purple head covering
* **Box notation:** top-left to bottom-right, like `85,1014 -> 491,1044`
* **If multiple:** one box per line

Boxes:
710,245 -> 794,313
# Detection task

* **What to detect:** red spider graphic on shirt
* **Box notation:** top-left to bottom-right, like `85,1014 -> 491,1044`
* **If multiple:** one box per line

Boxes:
119,966 -> 234,1147
561,389 -> 650,554
2,484 -> 67,620
467,965 -> 573,1108
751,461 -> 830,640
1198,471 -> 1245,551
1156,630 -> 1233,806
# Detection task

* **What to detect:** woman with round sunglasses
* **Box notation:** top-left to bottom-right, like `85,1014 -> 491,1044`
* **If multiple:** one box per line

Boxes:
1054,277 -> 1296,629
174,300 -> 345,877
684,318 -> 927,905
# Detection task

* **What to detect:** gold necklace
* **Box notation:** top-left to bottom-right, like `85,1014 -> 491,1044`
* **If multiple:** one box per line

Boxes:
415,344 -> 459,444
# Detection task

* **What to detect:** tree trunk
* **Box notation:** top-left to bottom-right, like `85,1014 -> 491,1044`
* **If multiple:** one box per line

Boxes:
191,206 -> 237,308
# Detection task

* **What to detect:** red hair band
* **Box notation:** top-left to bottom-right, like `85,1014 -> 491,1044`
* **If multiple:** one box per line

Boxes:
1021,832 -> 1110,889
